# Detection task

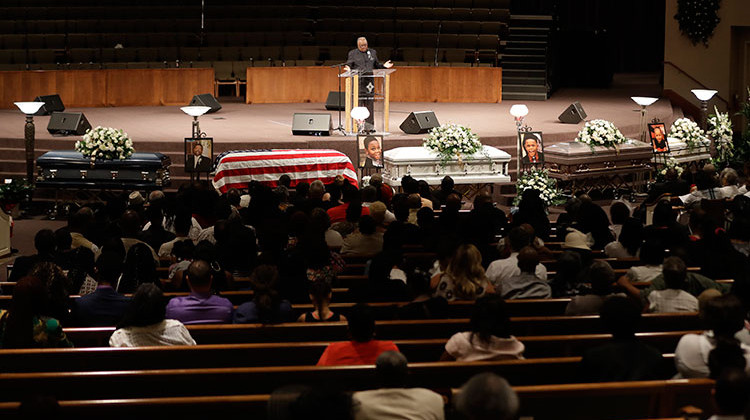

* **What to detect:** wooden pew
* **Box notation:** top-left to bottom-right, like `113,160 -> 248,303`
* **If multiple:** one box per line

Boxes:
62,313 -> 703,347
0,379 -> 714,419
0,331 -> 697,373
0,295 -> 574,318
0,356 -> 678,401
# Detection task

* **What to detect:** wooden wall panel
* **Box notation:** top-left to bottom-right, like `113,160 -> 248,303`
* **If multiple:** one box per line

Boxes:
0,69 -> 214,108
245,67 -> 502,104
106,70 -> 159,107
246,67 -> 341,104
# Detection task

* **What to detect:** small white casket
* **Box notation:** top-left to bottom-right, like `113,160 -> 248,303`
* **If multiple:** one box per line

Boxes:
382,145 -> 511,186
652,137 -> 711,165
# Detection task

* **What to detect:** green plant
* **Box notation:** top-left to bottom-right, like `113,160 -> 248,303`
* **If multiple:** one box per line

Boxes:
733,87 -> 750,169
0,178 -> 34,204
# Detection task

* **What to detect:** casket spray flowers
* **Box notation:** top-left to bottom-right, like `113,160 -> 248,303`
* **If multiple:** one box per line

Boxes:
669,118 -> 707,152
423,123 -> 483,166
574,119 -> 628,152
75,126 -> 135,162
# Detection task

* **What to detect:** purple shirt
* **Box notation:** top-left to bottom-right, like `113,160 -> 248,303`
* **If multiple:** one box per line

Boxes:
165,292 -> 233,325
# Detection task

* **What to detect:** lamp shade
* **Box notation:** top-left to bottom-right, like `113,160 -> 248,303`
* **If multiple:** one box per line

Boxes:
350,106 -> 370,120
180,106 -> 211,117
631,96 -> 658,107
691,89 -> 717,101
509,104 -> 529,118
14,101 -> 45,115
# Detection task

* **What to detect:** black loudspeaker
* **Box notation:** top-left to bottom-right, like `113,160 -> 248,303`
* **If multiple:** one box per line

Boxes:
189,93 -> 222,113
34,94 -> 65,116
47,112 -> 92,136
558,101 -> 587,124
400,111 -> 440,134
292,113 -> 332,136
325,91 -> 345,111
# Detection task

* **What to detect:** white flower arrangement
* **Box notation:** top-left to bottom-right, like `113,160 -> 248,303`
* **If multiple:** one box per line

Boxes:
360,175 -> 371,188
669,117 -> 706,151
656,156 -> 684,182
574,119 -> 628,151
513,167 -> 565,207
75,126 -> 135,162
423,123 -> 483,166
706,106 -> 734,167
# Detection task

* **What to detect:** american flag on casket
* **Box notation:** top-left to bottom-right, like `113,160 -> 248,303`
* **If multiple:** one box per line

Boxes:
212,149 -> 358,194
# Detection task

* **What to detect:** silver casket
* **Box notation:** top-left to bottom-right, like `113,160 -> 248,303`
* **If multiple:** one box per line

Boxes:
545,139 -> 653,191
651,137 -> 711,167
382,145 -> 511,186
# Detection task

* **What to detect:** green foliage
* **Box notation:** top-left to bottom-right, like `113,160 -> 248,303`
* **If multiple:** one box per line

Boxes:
0,178 -> 33,204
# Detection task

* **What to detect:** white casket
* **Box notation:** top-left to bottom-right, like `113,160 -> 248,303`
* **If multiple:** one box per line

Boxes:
652,137 -> 711,166
382,146 -> 511,186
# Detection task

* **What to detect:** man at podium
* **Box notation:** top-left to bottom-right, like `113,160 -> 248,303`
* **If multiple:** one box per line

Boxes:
344,37 -> 393,130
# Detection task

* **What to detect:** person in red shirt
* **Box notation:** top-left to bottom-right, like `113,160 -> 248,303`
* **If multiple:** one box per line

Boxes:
327,183 -> 369,224
317,303 -> 398,366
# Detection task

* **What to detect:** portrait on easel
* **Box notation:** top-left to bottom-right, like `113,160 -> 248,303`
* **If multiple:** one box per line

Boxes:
519,131 -> 544,165
358,134 -> 383,168
648,123 -> 669,153
185,138 -> 213,173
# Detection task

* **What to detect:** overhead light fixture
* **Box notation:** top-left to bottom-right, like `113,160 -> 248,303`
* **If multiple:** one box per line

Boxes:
14,101 -> 46,183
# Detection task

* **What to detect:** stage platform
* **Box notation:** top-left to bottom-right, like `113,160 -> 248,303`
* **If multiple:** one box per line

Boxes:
0,74 -> 676,186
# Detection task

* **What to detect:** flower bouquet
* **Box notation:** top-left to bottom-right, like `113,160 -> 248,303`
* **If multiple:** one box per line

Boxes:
423,123 -> 483,166
75,126 -> 135,162
0,178 -> 34,213
574,119 -> 628,152
669,118 -> 707,152
706,107 -> 734,167
655,156 -> 684,182
513,167 -> 565,207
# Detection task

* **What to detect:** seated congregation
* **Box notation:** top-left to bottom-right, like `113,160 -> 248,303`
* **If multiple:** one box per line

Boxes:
2,163 -> 750,418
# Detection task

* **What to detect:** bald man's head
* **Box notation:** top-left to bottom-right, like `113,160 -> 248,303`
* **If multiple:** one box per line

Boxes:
186,259 -> 212,289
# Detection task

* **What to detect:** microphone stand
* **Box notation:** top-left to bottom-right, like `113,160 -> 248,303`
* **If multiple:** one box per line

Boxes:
330,62 -> 348,135
434,22 -> 441,67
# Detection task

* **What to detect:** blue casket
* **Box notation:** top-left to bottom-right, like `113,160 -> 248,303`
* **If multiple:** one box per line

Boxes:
36,151 -> 171,190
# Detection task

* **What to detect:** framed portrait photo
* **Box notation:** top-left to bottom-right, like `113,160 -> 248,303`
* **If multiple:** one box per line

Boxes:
358,134 -> 383,168
519,131 -> 544,165
185,138 -> 214,173
648,123 -> 669,153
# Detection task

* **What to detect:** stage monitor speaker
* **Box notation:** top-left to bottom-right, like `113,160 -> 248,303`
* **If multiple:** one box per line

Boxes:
325,91 -> 345,111
558,101 -> 587,124
399,111 -> 439,134
292,113 -> 332,136
189,93 -> 222,113
34,94 -> 65,116
47,112 -> 92,136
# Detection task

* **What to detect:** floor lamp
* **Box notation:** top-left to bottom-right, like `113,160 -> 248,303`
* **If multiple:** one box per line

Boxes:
510,104 -> 529,178
631,96 -> 658,143
14,101 -> 46,183
691,89 -> 717,131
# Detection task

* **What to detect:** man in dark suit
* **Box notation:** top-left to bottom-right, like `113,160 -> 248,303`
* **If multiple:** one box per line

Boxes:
521,133 -> 544,164
186,142 -> 212,172
344,37 -> 393,129
72,252 -> 131,327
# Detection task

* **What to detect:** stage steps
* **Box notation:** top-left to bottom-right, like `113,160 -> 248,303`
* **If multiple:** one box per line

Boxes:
501,14 -> 552,101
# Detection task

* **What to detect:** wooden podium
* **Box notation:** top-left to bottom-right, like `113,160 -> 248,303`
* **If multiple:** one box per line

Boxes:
340,69 -> 396,134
